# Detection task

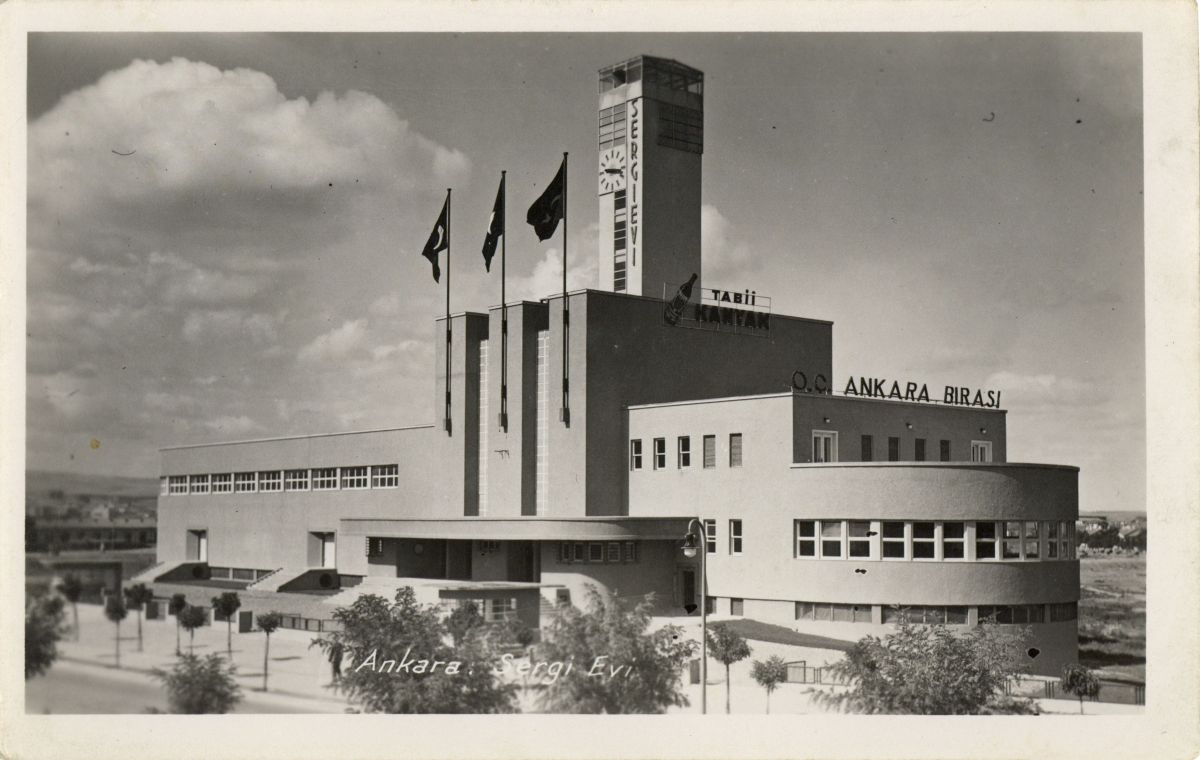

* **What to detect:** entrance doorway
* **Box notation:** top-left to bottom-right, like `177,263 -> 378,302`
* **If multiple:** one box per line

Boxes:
187,530 -> 208,562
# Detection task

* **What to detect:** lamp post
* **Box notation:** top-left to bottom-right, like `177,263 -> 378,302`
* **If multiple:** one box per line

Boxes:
681,518 -> 707,714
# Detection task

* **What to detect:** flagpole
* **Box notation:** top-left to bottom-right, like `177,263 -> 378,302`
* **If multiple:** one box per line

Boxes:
500,171 -> 508,432
445,187 -> 452,434
560,152 -> 569,427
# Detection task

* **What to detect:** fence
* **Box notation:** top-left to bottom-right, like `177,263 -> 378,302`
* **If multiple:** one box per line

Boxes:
1042,679 -> 1144,706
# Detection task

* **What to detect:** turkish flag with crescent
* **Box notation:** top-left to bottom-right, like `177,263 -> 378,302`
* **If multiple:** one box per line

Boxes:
420,196 -> 449,282
526,157 -> 565,241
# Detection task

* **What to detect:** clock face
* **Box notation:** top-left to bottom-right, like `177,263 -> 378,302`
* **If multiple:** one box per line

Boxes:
598,147 -> 627,194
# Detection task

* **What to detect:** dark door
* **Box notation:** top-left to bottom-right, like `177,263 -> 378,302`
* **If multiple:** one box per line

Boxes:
506,541 -> 537,582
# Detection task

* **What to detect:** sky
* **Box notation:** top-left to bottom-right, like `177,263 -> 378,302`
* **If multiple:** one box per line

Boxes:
25,32 -> 1144,514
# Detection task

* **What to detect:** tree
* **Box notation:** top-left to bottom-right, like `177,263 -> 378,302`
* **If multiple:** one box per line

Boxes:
444,600 -> 485,647
56,574 -> 83,641
210,591 -> 241,658
168,593 -> 188,655
750,655 -> 789,714
535,587 -> 696,714
312,587 -> 517,714
256,611 -> 283,692
26,592 -> 67,679
1060,663 -> 1101,714
178,605 -> 208,655
104,596 -> 128,669
152,653 -> 242,713
123,583 -> 154,653
815,619 -> 1038,715
707,623 -> 752,714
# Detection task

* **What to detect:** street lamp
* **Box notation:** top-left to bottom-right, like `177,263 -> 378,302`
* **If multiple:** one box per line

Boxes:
681,518 -> 707,715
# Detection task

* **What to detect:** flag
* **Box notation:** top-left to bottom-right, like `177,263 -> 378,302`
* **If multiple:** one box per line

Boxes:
526,158 -> 565,241
420,196 -> 449,282
481,176 -> 504,271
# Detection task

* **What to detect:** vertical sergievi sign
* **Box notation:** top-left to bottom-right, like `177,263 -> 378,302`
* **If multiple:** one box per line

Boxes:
628,99 -> 640,269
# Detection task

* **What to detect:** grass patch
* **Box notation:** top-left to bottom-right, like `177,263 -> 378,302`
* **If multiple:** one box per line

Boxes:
712,619 -> 854,652
1078,556 -> 1145,681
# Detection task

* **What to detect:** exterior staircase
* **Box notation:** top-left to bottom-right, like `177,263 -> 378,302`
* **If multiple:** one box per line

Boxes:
246,567 -> 304,592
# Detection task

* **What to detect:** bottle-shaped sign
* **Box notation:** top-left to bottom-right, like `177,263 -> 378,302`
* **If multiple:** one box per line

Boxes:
664,272 -> 699,326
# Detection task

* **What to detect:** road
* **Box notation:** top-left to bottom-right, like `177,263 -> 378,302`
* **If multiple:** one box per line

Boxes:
25,660 -> 341,714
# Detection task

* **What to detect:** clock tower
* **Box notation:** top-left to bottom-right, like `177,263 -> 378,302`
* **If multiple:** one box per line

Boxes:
597,56 -> 703,298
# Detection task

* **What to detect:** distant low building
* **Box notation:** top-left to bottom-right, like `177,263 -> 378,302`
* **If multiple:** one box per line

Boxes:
28,516 -> 157,552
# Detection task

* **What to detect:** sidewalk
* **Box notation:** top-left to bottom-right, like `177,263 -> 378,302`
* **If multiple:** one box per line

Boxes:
52,602 -> 351,712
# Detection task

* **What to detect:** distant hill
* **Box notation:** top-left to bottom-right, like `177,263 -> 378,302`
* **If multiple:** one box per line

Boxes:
26,470 -> 158,500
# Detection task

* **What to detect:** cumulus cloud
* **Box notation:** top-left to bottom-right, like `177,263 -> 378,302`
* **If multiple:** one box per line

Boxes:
298,319 -> 369,363
30,58 -> 469,211
702,204 -> 754,275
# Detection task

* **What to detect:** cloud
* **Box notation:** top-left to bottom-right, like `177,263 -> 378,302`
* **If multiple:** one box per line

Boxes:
30,58 -> 470,210
702,204 -> 754,275
981,371 -> 1107,411
509,224 -> 601,302
203,415 -> 264,436
298,319 -> 369,363
182,309 -> 279,344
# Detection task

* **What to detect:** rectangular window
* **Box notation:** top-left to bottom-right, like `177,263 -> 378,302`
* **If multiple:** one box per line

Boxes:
946,606 -> 969,624
820,520 -> 843,558
340,466 -> 369,490
1046,521 -> 1059,558
882,521 -> 906,559
211,473 -> 233,494
629,439 -> 643,470
888,437 -> 900,461
258,471 -> 282,492
703,435 -> 716,468
1024,521 -> 1040,559
371,464 -> 399,488
284,469 -> 309,491
971,440 -> 993,462
912,522 -> 936,559
168,475 -> 188,495
312,468 -> 338,490
606,542 -> 622,563
623,541 -> 638,563
940,439 -> 951,462
795,520 -> 816,557
559,542 -> 572,563
704,519 -> 716,554
729,433 -> 743,467
860,435 -> 873,461
975,521 -> 997,560
588,543 -> 604,563
160,477 -> 169,496
730,598 -> 744,616
573,543 -> 585,563
915,438 -> 926,461
677,436 -> 691,468
1003,521 -> 1023,559
1061,520 -> 1073,559
812,431 -> 837,463
729,519 -> 743,555
795,601 -> 813,621
848,521 -> 872,558
652,438 -> 666,469
188,474 -> 210,495
942,522 -> 965,559
234,472 -> 257,493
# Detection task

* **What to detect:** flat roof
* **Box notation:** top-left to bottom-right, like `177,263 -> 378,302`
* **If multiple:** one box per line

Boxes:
159,424 -> 434,452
